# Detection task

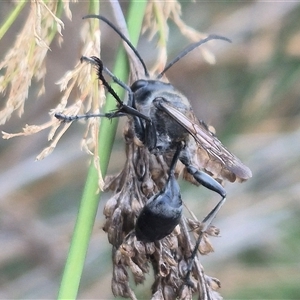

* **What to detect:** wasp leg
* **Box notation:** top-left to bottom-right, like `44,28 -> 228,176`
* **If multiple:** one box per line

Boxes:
89,56 -> 158,149
186,166 -> 226,198
54,111 -> 127,122
56,56 -> 156,136
81,56 -> 131,94
184,166 -> 227,283
185,195 -> 226,281
184,166 -> 226,233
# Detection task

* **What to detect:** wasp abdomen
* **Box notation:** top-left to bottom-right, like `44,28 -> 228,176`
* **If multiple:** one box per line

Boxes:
135,145 -> 183,242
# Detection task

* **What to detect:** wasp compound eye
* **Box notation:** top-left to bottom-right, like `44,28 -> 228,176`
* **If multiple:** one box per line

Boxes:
135,145 -> 182,242
130,79 -> 148,92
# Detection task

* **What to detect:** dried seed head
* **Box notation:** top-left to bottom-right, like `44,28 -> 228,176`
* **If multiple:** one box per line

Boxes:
206,225 -> 221,237
111,276 -> 132,298
187,218 -> 220,237
151,289 -> 164,300
178,284 -> 193,300
0,1 -> 64,125
159,261 -> 170,278
162,285 -> 177,300
103,192 -> 119,218
206,275 -> 221,291
133,239 -> 146,255
1,3 -> 107,189
198,234 -> 215,255
113,264 -> 128,284
163,234 -> 179,250
145,242 -> 156,255
127,258 -> 145,284
103,120 -> 222,298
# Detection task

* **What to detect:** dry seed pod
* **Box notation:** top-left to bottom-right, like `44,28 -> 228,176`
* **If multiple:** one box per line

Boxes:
198,234 -> 215,255
103,192 -> 119,218
206,275 -> 221,290
151,289 -> 164,300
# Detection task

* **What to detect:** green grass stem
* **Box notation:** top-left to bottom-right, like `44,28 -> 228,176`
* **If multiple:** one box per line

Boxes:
57,1 -> 148,299
0,2 -> 26,41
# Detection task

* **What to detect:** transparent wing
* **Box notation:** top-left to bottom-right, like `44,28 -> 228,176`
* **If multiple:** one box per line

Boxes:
155,100 -> 252,181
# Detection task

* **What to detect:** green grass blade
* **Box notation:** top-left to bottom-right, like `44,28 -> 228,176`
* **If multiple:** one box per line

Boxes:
0,1 -> 26,41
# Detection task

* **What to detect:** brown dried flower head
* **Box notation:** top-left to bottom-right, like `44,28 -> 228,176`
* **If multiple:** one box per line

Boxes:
103,120 -> 222,299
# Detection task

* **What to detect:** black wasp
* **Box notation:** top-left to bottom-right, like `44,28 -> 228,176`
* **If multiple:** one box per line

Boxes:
56,15 -> 252,244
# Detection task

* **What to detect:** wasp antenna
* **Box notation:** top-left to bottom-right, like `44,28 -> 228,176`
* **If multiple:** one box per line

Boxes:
157,34 -> 232,79
83,14 -> 149,78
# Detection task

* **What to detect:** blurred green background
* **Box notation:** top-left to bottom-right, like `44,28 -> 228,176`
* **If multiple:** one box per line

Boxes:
1,1 -> 300,299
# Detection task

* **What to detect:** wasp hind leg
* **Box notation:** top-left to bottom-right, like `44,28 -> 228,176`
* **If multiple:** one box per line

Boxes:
184,165 -> 227,284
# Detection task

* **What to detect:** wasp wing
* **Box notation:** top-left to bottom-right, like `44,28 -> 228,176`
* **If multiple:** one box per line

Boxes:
155,100 -> 252,182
